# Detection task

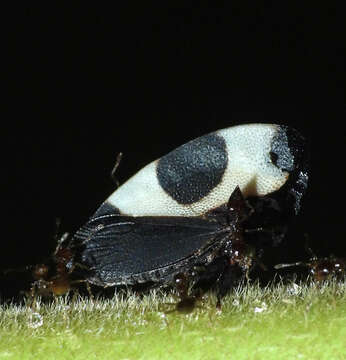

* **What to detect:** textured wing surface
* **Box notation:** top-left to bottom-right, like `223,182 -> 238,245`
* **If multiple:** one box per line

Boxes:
72,215 -> 224,284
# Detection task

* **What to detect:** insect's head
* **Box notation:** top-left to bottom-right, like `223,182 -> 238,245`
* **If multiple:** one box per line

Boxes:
269,125 -> 310,216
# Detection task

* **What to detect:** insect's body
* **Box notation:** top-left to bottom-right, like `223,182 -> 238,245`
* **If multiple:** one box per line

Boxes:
94,124 -> 305,218
69,123 -> 309,299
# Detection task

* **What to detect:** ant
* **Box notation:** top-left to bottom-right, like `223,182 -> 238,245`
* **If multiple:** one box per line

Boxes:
164,273 -> 202,314
274,255 -> 345,281
2,154 -> 125,302
28,231 -> 75,298
2,221 -> 90,302
274,241 -> 345,281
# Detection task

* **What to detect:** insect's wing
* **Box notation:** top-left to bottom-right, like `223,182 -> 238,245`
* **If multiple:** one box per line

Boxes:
71,215 -> 224,286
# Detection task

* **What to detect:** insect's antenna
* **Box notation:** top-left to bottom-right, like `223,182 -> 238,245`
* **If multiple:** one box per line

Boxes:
54,218 -> 61,239
274,261 -> 305,270
2,264 -> 35,276
110,152 -> 123,187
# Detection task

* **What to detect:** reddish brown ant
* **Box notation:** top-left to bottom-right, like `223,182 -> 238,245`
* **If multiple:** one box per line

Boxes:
163,273 -> 202,314
274,233 -> 345,281
29,155 -> 124,299
274,255 -> 345,281
3,222 -> 90,301
28,232 -> 75,298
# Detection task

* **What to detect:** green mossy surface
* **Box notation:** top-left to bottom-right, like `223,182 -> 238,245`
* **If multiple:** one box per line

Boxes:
1,279 -> 345,360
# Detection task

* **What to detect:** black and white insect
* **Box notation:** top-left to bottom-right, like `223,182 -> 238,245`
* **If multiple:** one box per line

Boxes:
3,124 -> 307,303
62,123 -> 310,303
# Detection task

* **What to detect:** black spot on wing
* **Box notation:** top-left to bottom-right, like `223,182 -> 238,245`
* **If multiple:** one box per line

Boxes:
72,215 -> 224,286
156,133 -> 228,204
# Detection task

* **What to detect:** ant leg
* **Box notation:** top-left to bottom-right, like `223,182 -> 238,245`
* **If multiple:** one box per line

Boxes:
69,279 -> 94,300
245,224 -> 288,247
244,225 -> 287,236
28,279 -> 50,309
216,264 -> 244,309
85,281 -> 94,299
52,218 -> 70,254
54,232 -> 70,255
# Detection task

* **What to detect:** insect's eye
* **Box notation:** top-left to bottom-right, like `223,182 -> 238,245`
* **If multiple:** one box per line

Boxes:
269,151 -> 279,165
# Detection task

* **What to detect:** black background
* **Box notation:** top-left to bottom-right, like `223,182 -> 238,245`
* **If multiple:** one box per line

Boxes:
2,4 -> 345,297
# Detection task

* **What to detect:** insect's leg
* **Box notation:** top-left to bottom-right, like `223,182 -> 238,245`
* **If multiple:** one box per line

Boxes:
69,279 -> 94,300
85,281 -> 93,299
215,263 -> 244,309
28,279 -> 49,309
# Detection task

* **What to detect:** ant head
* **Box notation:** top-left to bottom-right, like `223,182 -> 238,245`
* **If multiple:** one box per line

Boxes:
32,264 -> 49,281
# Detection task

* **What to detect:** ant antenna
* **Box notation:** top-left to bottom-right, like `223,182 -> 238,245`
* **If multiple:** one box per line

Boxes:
52,218 -> 70,255
274,261 -> 305,270
110,152 -> 123,187
274,233 -> 314,271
